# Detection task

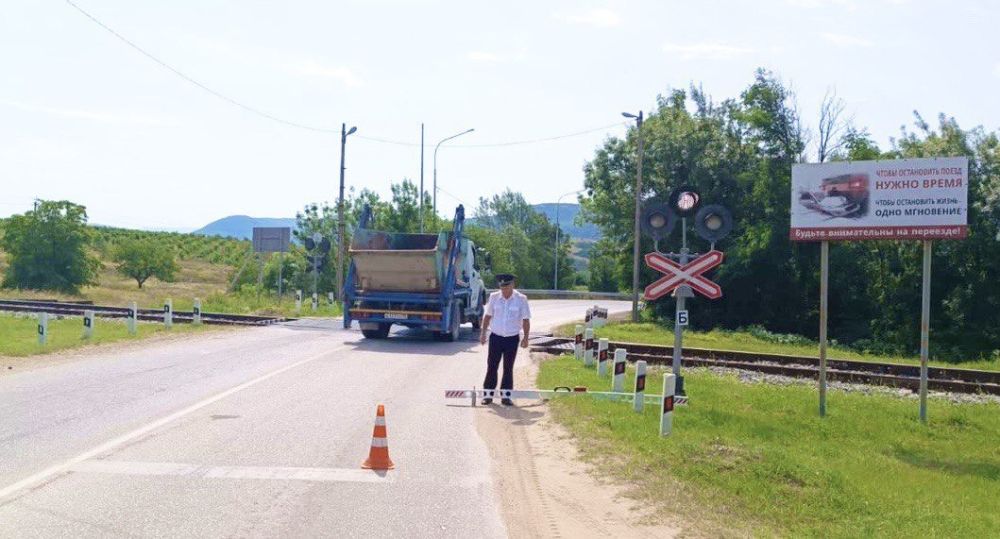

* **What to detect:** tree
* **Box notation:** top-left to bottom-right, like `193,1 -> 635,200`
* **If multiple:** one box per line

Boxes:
816,88 -> 850,163
1,200 -> 99,293
113,239 -> 179,288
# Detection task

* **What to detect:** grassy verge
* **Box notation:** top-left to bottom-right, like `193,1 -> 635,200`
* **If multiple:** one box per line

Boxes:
0,313 -> 219,357
555,322 -> 1000,372
537,355 -> 1000,537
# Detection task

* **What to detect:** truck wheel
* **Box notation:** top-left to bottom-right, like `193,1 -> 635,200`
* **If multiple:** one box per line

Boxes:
361,323 -> 391,339
439,303 -> 461,342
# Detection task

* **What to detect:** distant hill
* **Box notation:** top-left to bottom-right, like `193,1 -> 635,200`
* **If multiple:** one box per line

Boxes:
193,215 -> 297,240
532,203 -> 600,241
192,203 -> 600,242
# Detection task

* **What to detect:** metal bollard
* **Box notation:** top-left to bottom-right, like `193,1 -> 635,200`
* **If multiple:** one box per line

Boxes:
83,310 -> 95,339
660,373 -> 676,437
584,328 -> 595,367
127,302 -> 138,335
295,290 -> 303,312
613,348 -> 627,392
163,299 -> 173,329
634,359 -> 646,413
37,313 -> 48,345
574,324 -> 583,360
597,338 -> 609,377
192,298 -> 202,325
311,292 -> 318,311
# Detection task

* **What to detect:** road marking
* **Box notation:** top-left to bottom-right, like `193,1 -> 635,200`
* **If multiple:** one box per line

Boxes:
0,346 -> 347,503
71,460 -> 393,484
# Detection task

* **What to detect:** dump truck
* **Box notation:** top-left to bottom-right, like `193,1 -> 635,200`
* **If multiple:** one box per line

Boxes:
342,204 -> 488,341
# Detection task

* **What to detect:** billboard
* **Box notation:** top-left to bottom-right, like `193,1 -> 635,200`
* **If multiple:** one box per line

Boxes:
790,157 -> 968,241
252,227 -> 291,253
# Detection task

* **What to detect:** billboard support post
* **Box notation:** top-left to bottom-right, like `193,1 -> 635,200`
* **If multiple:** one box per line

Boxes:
919,240 -> 932,422
819,240 -> 829,418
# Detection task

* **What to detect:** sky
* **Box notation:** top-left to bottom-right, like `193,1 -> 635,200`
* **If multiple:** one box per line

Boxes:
1,0 -> 998,231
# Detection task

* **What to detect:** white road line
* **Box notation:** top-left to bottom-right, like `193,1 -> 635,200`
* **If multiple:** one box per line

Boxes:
0,346 -> 347,502
71,460 -> 393,484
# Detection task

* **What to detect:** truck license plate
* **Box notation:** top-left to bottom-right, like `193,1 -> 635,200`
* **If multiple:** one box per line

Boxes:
384,312 -> 409,319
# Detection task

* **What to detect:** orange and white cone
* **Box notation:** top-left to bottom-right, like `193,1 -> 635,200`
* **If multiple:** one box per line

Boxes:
361,404 -> 394,470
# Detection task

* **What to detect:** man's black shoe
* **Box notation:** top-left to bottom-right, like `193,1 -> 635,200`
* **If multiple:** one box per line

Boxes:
501,398 -> 514,406
481,398 -> 493,405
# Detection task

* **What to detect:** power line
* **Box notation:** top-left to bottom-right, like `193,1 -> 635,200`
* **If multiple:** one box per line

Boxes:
65,0 -> 627,147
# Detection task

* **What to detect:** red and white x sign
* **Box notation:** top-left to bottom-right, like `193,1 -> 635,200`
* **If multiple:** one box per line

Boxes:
644,250 -> 724,300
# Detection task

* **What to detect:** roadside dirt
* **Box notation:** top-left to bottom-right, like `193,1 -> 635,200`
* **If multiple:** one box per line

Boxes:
475,351 -> 689,538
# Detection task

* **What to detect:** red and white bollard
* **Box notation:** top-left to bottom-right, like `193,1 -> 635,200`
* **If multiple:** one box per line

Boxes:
584,328 -> 595,367
633,359 -> 646,413
597,338 -> 609,377
660,373 -> 676,436
613,348 -> 627,392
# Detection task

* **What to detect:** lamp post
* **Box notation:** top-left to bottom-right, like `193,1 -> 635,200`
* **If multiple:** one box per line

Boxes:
623,111 -> 644,322
554,189 -> 585,290
337,123 -> 357,303
433,128 -> 474,218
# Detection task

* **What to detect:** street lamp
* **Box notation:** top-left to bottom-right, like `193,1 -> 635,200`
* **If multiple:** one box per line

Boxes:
623,111 -> 644,322
554,189 -> 585,290
337,123 -> 357,303
433,128 -> 474,218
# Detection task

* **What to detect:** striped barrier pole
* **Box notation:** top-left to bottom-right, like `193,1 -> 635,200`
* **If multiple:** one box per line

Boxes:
127,302 -> 137,335
613,348 -> 626,392
444,387 -> 688,406
192,298 -> 202,325
584,328 -> 595,367
574,325 -> 583,360
597,338 -> 609,377
634,359 -> 646,412
661,373 -> 676,436
83,310 -> 94,339
295,290 -> 303,313
37,312 -> 48,346
163,299 -> 173,329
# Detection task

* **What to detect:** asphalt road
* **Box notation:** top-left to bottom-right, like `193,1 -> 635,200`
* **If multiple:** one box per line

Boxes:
0,299 -> 628,538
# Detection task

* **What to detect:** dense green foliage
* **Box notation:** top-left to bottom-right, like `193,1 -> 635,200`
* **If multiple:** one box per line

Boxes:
538,356 -> 1000,537
1,200 -> 99,293
581,69 -> 1000,360
113,239 -> 179,288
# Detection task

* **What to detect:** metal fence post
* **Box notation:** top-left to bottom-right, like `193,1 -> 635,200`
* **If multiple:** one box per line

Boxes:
295,290 -> 302,313
163,299 -> 173,329
597,338 -> 609,376
633,359 -> 646,412
193,298 -> 202,325
660,373 -> 676,436
311,292 -> 318,312
613,348 -> 627,392
127,302 -> 137,335
83,310 -> 94,339
37,313 -> 48,345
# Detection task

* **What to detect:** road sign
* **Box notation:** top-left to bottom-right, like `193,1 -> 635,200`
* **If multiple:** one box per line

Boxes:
643,250 -> 724,300
677,310 -> 689,326
253,227 -> 291,253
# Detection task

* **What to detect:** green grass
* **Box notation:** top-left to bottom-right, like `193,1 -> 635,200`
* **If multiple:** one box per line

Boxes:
201,289 -> 343,318
559,322 -> 1000,372
0,313 -> 218,357
538,355 -> 1000,537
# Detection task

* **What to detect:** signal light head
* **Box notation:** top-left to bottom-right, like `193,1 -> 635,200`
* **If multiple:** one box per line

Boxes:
693,204 -> 733,242
669,187 -> 701,217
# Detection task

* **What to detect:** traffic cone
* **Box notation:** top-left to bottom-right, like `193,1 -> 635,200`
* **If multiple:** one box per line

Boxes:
361,404 -> 394,470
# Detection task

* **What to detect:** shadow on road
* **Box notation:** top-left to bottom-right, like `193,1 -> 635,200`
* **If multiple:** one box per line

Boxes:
342,326 -> 482,357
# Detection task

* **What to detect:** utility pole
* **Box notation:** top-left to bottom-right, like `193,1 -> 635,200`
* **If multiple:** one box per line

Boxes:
338,123 -> 357,302
420,123 -> 425,232
433,128 -> 475,218
623,111 -> 645,322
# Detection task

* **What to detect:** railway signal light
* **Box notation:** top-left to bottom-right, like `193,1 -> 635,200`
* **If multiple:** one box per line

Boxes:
693,204 -> 733,243
669,187 -> 701,217
640,202 -> 676,242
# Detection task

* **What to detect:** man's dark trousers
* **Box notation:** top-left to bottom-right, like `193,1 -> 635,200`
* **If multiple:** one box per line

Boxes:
484,333 -> 519,390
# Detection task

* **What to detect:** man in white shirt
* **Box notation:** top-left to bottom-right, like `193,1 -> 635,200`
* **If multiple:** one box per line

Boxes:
478,273 -> 531,405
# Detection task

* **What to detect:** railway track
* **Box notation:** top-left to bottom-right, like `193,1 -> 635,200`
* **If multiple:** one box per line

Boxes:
0,299 -> 286,326
529,336 -> 1000,396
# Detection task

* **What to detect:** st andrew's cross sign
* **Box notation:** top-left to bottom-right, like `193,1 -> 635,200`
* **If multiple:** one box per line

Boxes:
643,250 -> 724,300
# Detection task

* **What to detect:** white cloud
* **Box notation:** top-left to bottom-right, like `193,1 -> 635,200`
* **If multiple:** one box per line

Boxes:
662,42 -> 754,60
554,8 -> 621,28
821,32 -> 874,48
467,51 -> 504,63
289,60 -> 363,87
0,99 -> 178,126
